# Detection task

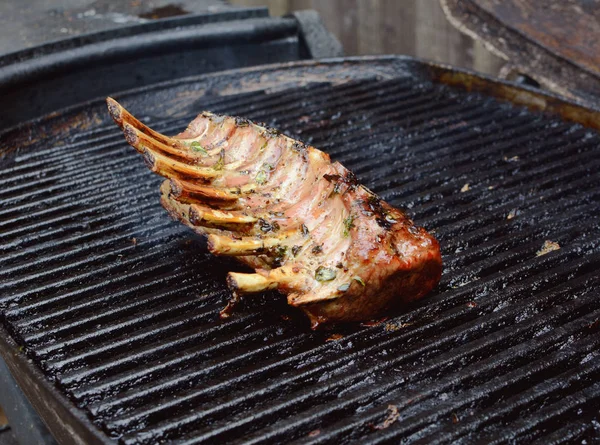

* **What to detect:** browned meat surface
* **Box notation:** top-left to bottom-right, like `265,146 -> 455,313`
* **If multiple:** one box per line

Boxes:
107,98 -> 442,328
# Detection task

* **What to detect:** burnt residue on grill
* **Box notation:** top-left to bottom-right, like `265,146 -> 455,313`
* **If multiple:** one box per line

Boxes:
441,0 -> 600,107
138,5 -> 190,20
1,58 -> 600,444
430,66 -> 600,131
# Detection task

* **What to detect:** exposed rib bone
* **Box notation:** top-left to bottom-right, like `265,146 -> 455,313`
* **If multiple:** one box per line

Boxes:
107,97 -> 176,147
143,149 -> 220,179
169,179 -> 239,203
123,123 -> 197,160
189,204 -> 257,226
227,272 -> 278,293
207,234 -> 286,255
227,267 -> 300,294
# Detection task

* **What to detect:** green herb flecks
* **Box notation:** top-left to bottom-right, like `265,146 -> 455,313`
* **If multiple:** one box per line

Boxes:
343,215 -> 355,237
291,245 -> 301,256
315,266 -> 336,282
274,245 -> 288,258
301,224 -> 309,237
213,150 -> 225,170
255,170 -> 267,185
258,218 -> 280,233
190,141 -> 208,155
235,117 -> 249,127
273,245 -> 288,266
337,283 -> 350,292
353,276 -> 365,286
384,213 -> 397,224
255,163 -> 273,185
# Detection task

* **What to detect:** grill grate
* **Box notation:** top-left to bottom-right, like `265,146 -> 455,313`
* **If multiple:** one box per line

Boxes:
1,60 -> 600,444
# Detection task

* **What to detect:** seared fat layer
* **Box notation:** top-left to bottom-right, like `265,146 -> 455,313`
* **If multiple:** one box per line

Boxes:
107,98 -> 442,328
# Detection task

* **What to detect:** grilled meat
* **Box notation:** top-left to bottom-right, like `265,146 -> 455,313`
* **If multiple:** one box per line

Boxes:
107,98 -> 442,328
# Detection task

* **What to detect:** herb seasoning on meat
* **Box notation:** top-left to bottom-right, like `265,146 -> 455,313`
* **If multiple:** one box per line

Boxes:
108,98 -> 442,328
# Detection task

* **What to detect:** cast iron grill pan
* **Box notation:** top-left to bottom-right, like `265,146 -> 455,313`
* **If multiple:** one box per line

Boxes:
1,58 -> 599,444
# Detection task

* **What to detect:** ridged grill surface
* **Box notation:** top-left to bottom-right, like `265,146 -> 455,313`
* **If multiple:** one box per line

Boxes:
1,64 -> 600,444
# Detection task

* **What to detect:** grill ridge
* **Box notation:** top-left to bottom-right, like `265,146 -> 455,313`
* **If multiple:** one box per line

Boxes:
0,207 -> 164,273
0,175 -> 157,242
1,62 -> 599,444
292,310 -> 600,444
148,311 -> 600,445
250,322 -> 600,445
403,357 -> 600,444
23,280 -> 202,344
115,251 -> 600,442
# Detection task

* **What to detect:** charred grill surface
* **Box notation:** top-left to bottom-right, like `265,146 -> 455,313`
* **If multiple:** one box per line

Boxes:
1,59 -> 600,444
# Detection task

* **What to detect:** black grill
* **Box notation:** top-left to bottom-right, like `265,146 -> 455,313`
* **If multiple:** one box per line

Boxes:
1,58 -> 600,444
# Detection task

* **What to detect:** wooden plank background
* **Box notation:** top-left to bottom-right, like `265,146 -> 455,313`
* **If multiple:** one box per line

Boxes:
230,0 -> 505,75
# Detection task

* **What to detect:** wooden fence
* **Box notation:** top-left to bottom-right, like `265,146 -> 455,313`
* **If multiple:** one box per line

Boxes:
230,0 -> 505,75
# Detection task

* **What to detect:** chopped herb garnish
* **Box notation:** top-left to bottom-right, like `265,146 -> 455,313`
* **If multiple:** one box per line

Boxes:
353,276 -> 365,286
315,266 -> 336,282
255,163 -> 273,185
213,150 -> 224,170
264,127 -> 280,137
255,170 -> 267,185
408,225 -> 420,235
337,283 -> 350,292
312,245 -> 323,254
274,245 -> 288,257
258,220 -> 271,232
235,117 -> 249,127
258,218 -> 279,233
292,141 -> 307,155
343,215 -> 355,237
190,141 -> 207,155
273,245 -> 288,266
301,224 -> 309,237
291,245 -> 301,256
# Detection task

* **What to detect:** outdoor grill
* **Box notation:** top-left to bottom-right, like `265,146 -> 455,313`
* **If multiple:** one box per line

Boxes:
0,3 -> 341,131
1,56 -> 600,444
2,1 -> 600,444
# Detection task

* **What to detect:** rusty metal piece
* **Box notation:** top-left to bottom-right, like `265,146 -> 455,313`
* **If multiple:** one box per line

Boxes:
441,0 -> 600,106
428,64 -> 600,131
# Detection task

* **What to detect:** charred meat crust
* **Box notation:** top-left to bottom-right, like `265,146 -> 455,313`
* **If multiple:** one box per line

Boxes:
108,97 -> 442,328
